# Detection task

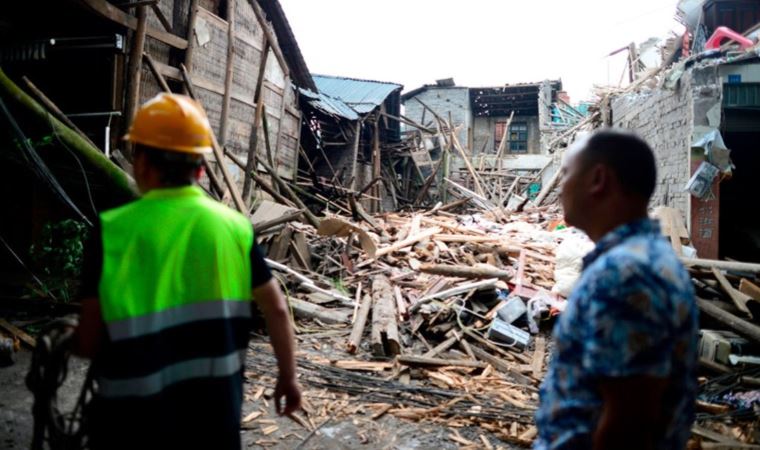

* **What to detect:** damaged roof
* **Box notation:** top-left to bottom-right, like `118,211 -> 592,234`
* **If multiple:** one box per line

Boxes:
470,80 -> 562,117
313,74 -> 403,115
299,87 -> 360,121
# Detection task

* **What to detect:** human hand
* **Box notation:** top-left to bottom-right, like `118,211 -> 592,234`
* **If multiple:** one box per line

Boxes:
274,375 -> 301,416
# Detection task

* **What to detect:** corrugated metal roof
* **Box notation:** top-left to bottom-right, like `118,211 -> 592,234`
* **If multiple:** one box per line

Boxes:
299,88 -> 360,121
313,74 -> 402,114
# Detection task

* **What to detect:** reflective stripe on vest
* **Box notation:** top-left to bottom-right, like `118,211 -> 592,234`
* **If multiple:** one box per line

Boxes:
97,185 -> 253,397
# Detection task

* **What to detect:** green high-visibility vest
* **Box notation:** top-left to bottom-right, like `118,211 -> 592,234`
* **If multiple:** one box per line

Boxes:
96,185 -> 254,398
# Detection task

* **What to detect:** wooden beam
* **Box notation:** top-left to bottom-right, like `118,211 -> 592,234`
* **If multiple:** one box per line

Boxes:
349,121 -> 361,191
248,0 -> 290,78
397,355 -> 486,369
347,293 -> 372,354
217,0 -> 236,167
124,4 -> 148,130
180,67 -> 247,212
225,149 -> 298,208
0,319 -> 36,348
142,52 -> 171,93
149,2 -> 173,33
683,258 -> 760,274
80,0 -> 187,49
182,0 -> 200,95
697,298 -> 760,343
371,275 -> 400,357
712,268 -> 752,316
22,76 -> 99,149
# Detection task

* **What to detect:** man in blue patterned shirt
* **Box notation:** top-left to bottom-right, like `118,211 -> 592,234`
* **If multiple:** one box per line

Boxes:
535,130 -> 698,450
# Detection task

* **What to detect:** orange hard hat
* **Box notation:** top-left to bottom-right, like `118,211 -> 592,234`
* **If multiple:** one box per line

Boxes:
123,93 -> 213,154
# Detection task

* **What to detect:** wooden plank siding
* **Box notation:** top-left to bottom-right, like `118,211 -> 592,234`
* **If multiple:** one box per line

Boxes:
135,0 -> 301,189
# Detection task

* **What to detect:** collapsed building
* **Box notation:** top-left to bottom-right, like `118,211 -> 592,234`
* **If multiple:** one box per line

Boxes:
0,0 -> 315,295
598,0 -> 760,261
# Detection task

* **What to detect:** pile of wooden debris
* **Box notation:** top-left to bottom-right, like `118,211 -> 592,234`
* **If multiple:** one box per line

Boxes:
251,201 -> 570,445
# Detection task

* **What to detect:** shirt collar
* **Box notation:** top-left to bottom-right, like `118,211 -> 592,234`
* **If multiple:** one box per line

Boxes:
142,185 -> 205,200
582,218 -> 661,268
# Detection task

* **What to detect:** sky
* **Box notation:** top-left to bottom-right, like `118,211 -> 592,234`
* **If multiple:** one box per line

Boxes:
278,0 -> 685,103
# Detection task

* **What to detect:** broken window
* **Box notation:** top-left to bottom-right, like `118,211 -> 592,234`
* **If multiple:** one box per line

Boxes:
509,123 -> 528,153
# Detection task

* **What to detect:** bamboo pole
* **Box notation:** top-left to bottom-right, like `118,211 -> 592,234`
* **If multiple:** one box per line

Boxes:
0,68 -> 137,200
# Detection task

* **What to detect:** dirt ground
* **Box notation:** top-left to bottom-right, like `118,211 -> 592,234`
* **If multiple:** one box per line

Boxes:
0,345 -> 520,450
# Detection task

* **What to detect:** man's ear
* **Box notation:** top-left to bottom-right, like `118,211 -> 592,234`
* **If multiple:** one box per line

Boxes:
194,163 -> 205,181
587,163 -> 609,196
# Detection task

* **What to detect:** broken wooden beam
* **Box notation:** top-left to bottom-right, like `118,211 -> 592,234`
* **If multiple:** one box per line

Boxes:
373,227 -> 441,258
289,298 -> 350,325
697,298 -> 760,343
712,267 -> 753,316
347,293 -> 372,354
397,355 -> 486,369
253,209 -> 304,234
420,263 -> 511,281
682,258 -> 760,274
371,275 -> 400,357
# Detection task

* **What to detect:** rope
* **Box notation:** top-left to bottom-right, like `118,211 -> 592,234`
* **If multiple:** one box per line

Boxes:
26,316 -> 94,450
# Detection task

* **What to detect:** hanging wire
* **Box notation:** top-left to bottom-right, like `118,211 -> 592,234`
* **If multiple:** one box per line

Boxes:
0,96 -> 92,226
47,113 -> 98,218
0,231 -> 57,301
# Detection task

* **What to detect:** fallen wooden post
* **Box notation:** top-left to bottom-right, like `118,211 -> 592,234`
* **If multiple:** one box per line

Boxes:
347,293 -> 373,354
420,263 -> 511,281
697,298 -> 760,343
0,319 -> 36,348
711,268 -> 753,316
682,258 -> 760,274
397,355 -> 486,369
371,275 -> 400,357
374,227 -> 441,258
289,298 -> 350,325
253,209 -> 304,233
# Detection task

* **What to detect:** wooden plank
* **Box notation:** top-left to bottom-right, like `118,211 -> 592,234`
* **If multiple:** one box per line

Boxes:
397,355 -> 486,369
0,319 -> 35,348
739,278 -> 760,301
347,293 -> 372,354
532,336 -> 545,378
373,227 -> 441,258
712,268 -> 752,315
243,39 -> 271,202
81,0 -> 187,49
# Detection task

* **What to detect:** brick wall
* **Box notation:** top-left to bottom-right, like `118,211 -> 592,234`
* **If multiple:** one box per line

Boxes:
610,68 -> 723,258
610,76 -> 694,215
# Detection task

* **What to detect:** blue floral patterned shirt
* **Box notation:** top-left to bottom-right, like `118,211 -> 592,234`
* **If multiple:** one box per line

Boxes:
534,219 -> 698,450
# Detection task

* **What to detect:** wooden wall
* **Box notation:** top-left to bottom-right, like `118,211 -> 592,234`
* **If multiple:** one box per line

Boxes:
135,0 -> 301,187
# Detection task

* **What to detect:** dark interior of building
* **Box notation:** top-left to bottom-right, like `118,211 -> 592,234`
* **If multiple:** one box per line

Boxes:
719,109 -> 760,262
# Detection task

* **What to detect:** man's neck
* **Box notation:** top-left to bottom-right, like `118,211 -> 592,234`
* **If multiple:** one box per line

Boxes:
586,208 -> 649,243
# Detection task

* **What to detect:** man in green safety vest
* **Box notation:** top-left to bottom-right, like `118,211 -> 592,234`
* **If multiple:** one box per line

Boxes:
74,93 -> 300,449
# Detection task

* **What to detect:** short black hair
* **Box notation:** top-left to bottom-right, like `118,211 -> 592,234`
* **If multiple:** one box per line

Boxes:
134,144 -> 203,187
580,129 -> 657,201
